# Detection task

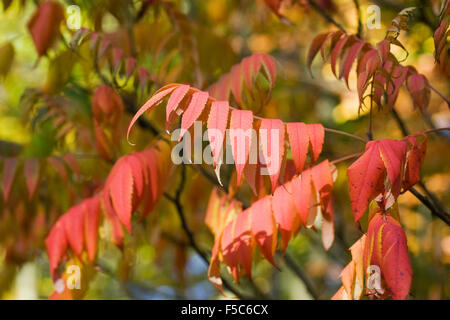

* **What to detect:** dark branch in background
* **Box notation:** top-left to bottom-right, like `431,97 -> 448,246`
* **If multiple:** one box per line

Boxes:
306,0 -> 347,32
390,108 -> 450,226
96,260 -> 184,299
282,253 -> 320,300
353,0 -> 363,38
164,164 -> 264,299
428,83 -> 450,110
367,81 -> 375,140
121,95 -> 161,136
409,187 -> 450,225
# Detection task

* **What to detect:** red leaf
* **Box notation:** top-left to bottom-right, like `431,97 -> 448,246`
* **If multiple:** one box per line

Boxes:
307,32 -> 330,76
2,157 -> 18,201
45,220 -> 67,277
307,123 -> 324,163
272,182 -> 296,251
250,196 -> 277,266
125,57 -> 136,78
230,64 -> 243,106
260,53 -> 277,86
63,206 -> 84,257
347,142 -> 386,222
331,34 -> 350,77
291,170 -> 312,225
208,240 -> 225,295
311,160 -> 333,211
381,216 -> 412,300
340,40 -> 365,88
127,84 -> 178,142
179,91 -> 209,140
112,48 -> 123,73
364,213 -> 412,300
259,118 -> 285,190
47,156 -> 68,183
24,158 -> 40,200
27,1 -> 65,56
221,218 -> 239,281
377,139 -> 408,199
83,197 -> 100,262
102,192 -> 124,246
403,134 -> 427,190
376,40 -> 390,62
207,101 -> 230,167
230,109 -> 254,186
109,160 -> 134,232
406,73 -> 430,111
286,122 -> 309,172
62,154 -> 79,176
233,209 -> 253,278
165,84 -> 190,132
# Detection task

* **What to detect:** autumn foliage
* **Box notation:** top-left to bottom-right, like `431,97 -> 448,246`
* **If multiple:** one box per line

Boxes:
0,0 -> 449,300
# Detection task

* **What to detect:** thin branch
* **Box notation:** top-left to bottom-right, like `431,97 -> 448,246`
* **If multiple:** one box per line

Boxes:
306,0 -> 347,33
408,187 -> 450,225
390,108 -> 450,225
391,107 -> 410,136
421,127 -> 450,135
283,253 -> 320,300
254,114 -> 368,143
330,152 -> 362,165
353,0 -> 363,38
367,81 -> 374,140
164,164 -> 259,299
428,83 -> 450,109
324,128 -> 368,143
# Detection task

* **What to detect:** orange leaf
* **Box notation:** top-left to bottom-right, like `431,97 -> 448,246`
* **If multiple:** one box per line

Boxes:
250,196 -> 277,266
307,124 -> 324,163
24,158 -> 40,200
27,1 -> 65,56
127,84 -> 178,142
259,118 -> 285,191
83,197 -> 100,262
179,91 -> 209,140
347,141 -> 386,222
286,122 -> 309,172
272,182 -> 296,251
230,109 -> 254,186
207,101 -> 230,167
109,161 -> 134,232
165,84 -> 190,132
63,206 -> 84,257
2,157 -> 18,201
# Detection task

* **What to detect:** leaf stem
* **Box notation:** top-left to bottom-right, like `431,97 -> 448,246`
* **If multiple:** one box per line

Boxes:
252,113 -> 368,143
427,83 -> 450,109
330,152 -> 363,165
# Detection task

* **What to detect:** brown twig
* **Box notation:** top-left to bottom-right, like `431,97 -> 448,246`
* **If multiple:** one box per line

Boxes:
283,253 -> 320,300
164,164 -> 261,299
306,0 -> 347,33
390,108 -> 450,225
353,0 -> 363,38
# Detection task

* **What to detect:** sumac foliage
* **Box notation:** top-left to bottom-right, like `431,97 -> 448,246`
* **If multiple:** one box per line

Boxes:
0,0 -> 448,301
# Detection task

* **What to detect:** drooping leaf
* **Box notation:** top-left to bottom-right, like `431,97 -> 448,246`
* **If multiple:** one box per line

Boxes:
207,101 -> 230,168
24,158 -> 40,200
27,1 -> 65,56
272,182 -> 296,251
259,118 -> 285,190
250,196 -> 277,266
286,122 -> 309,172
1,157 -> 18,201
229,109 -> 254,186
